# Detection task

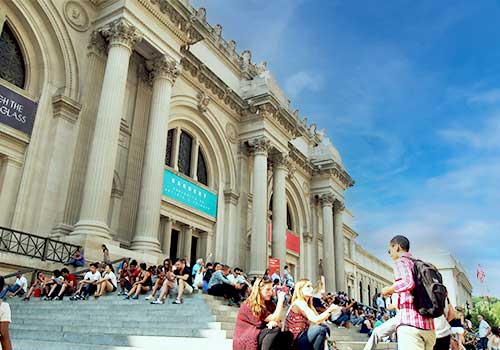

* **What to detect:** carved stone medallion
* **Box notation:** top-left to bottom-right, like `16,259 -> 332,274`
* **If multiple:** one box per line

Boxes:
64,1 -> 90,32
226,122 -> 237,144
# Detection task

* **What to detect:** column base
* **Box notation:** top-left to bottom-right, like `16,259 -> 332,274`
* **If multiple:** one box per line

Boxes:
50,223 -> 74,239
71,220 -> 112,240
130,235 -> 162,254
248,270 -> 265,279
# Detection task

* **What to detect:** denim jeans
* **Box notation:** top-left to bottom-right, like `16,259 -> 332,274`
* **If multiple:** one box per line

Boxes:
67,258 -> 85,267
478,337 -> 489,350
0,283 -> 22,299
296,324 -> 330,350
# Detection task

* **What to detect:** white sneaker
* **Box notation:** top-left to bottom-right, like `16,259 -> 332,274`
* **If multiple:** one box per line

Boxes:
151,299 -> 163,304
145,295 -> 154,300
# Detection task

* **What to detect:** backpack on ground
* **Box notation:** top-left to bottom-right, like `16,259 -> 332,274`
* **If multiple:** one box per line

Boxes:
404,256 -> 447,318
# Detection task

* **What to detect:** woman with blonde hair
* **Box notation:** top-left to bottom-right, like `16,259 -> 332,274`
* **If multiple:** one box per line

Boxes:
285,279 -> 341,350
233,276 -> 293,350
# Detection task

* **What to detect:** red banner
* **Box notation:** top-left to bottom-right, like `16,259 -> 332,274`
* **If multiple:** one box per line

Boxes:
268,257 -> 280,276
267,223 -> 301,254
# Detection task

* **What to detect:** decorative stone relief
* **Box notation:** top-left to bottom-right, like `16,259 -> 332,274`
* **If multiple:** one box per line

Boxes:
100,18 -> 142,50
319,193 -> 335,207
64,1 -> 90,32
197,91 -> 211,113
225,122 -> 237,144
302,181 -> 310,195
147,55 -> 180,83
333,199 -> 345,212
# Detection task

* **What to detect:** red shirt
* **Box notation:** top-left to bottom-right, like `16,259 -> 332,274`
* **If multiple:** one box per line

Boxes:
393,253 -> 434,330
64,274 -> 77,287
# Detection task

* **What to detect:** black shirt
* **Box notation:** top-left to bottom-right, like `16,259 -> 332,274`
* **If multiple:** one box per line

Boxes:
174,266 -> 192,286
203,268 -> 214,283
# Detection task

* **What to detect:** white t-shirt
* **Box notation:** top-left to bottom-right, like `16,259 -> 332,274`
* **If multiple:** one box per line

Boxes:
0,301 -> 11,323
84,271 -> 101,282
479,319 -> 490,338
105,272 -> 117,288
16,276 -> 28,292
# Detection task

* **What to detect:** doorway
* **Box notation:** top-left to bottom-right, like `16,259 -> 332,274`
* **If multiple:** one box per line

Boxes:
170,229 -> 180,260
190,236 -> 198,267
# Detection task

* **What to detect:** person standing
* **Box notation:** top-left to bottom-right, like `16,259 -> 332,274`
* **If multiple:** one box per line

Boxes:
477,314 -> 491,350
0,276 -> 12,350
381,235 -> 436,350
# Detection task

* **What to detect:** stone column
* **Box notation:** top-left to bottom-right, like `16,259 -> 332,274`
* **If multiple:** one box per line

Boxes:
309,198 -> 319,280
248,137 -> 270,276
131,55 -> 179,252
183,225 -> 193,262
320,193 -> 336,292
271,153 -> 288,271
202,230 -> 214,262
72,19 -> 141,239
334,199 -> 346,292
303,232 -> 313,278
224,190 -> 240,267
0,157 -> 23,227
162,218 -> 173,256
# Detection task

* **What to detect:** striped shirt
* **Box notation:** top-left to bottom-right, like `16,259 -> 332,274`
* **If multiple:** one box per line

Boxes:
393,253 -> 434,330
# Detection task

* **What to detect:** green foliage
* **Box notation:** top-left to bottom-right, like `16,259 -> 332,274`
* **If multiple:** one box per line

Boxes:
468,296 -> 500,328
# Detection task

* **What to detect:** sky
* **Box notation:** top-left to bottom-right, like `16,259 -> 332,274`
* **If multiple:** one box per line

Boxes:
192,0 -> 500,297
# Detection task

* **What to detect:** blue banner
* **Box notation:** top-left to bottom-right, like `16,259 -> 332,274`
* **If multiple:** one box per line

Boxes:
162,169 -> 217,218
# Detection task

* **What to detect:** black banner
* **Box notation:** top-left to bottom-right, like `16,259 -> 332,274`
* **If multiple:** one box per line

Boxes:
0,83 -> 38,135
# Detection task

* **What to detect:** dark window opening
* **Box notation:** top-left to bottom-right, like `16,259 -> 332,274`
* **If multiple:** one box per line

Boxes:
165,129 -> 175,167
197,150 -> 208,186
178,131 -> 192,176
0,23 -> 25,88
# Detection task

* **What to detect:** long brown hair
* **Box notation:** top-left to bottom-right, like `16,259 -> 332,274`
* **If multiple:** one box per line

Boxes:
247,277 -> 272,319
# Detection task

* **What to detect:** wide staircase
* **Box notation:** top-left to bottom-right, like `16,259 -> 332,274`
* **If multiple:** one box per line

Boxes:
203,294 -> 397,350
9,292 -> 232,350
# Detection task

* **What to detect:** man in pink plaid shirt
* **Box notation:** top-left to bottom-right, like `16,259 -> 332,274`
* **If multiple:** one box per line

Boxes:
382,235 -> 436,350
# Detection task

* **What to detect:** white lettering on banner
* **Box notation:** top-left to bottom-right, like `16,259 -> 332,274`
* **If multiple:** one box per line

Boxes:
0,105 -> 27,123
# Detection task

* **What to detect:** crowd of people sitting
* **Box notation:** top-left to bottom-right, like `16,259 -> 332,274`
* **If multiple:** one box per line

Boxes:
1,246 -> 499,350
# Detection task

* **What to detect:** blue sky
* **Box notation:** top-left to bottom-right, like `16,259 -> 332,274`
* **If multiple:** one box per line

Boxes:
192,0 -> 500,297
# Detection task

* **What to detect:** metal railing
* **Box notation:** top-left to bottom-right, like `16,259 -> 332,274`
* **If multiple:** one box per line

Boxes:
0,226 -> 80,264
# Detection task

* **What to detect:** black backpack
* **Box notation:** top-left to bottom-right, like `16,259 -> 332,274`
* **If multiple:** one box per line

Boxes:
404,256 -> 447,318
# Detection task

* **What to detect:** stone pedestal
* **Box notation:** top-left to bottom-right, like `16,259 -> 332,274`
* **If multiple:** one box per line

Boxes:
0,157 -> 22,227
183,226 -> 193,262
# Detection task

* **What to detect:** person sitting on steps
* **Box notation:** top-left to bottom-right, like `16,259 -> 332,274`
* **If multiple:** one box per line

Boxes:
70,263 -> 101,300
124,263 -> 151,300
94,263 -> 117,298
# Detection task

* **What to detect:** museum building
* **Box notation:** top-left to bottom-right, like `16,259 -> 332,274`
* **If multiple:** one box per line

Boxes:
0,0 -> 395,297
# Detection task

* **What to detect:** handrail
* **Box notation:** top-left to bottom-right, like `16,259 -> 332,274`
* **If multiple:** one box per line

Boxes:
0,226 -> 80,264
2,257 -> 129,281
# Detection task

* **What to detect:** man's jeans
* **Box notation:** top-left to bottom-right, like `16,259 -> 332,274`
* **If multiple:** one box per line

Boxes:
67,258 -> 85,267
477,337 -> 489,350
0,283 -> 22,299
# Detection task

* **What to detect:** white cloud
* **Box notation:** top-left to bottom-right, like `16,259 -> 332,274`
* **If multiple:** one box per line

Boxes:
284,71 -> 324,98
467,88 -> 500,104
438,114 -> 500,150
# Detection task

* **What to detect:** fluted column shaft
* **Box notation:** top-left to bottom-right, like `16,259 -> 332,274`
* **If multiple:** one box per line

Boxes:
334,200 -> 346,292
131,56 -> 179,252
0,157 -> 22,227
183,226 -> 193,262
73,19 -> 141,239
309,200 -> 319,279
272,153 -> 288,271
320,194 -> 336,292
249,137 -> 270,276
162,218 -> 173,256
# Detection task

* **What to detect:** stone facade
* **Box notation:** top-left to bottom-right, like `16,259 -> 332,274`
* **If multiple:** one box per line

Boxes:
0,0 -> 391,294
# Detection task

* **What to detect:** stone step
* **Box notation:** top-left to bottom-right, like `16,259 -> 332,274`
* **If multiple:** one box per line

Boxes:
13,337 -> 232,350
10,328 -> 227,346
11,321 -> 222,335
15,317 -> 216,328
335,341 -> 397,350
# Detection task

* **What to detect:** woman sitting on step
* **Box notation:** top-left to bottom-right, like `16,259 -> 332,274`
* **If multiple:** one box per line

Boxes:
94,264 -> 118,298
146,259 -> 174,301
285,279 -> 340,350
124,263 -> 151,300
23,271 -> 50,301
233,276 -> 293,350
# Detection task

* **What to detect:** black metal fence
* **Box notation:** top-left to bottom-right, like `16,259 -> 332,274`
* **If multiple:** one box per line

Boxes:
0,226 -> 80,264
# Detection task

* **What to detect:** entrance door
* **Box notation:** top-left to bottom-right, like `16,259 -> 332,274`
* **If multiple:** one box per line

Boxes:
190,236 -> 198,266
170,229 -> 180,260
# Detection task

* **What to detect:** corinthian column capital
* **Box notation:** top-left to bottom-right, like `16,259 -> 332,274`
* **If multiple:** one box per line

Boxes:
319,193 -> 335,207
249,137 -> 271,156
147,55 -> 181,84
333,199 -> 345,212
273,152 -> 290,171
100,18 -> 142,51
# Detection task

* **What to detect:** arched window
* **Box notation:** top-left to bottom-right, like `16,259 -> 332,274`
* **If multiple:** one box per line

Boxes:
359,281 -> 363,303
368,285 -> 371,306
0,23 -> 25,88
197,150 -> 208,186
164,128 -> 209,186
165,129 -> 175,167
178,131 -> 192,176
286,205 -> 293,231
